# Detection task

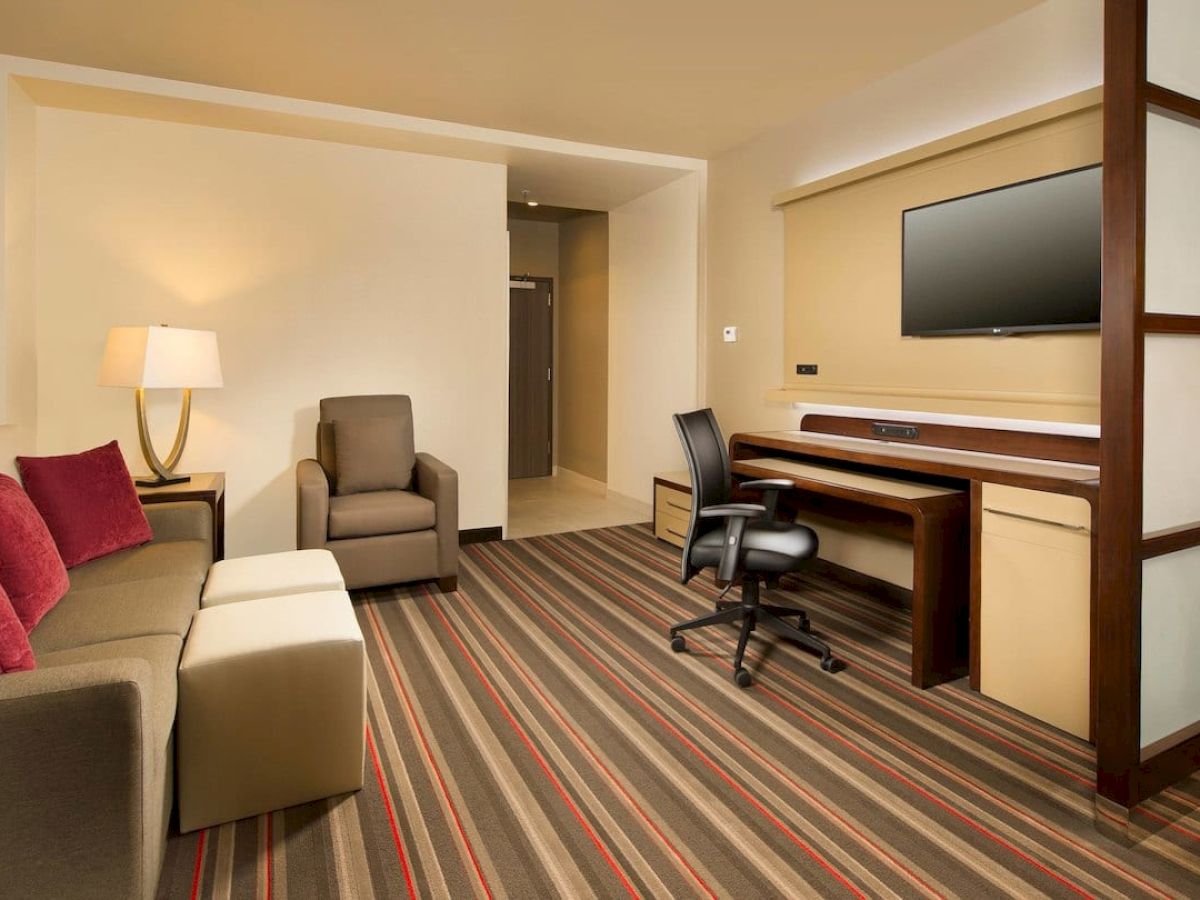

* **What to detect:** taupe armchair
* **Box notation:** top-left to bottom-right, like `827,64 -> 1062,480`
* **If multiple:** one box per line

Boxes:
296,395 -> 458,591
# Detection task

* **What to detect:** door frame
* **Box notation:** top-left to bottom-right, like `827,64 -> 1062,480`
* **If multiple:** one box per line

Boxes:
508,275 -> 554,477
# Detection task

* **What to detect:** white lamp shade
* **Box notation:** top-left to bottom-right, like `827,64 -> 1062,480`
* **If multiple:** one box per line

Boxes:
98,326 -> 223,389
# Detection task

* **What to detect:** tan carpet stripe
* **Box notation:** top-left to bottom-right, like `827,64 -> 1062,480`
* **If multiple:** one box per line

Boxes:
156,524 -> 1200,899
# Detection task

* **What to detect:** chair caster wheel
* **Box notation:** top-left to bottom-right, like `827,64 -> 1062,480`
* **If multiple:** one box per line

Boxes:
798,617 -> 811,633
670,635 -> 687,653
820,656 -> 845,673
733,667 -> 753,688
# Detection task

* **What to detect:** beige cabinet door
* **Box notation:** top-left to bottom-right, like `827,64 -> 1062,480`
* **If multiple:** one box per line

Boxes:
979,484 -> 1091,739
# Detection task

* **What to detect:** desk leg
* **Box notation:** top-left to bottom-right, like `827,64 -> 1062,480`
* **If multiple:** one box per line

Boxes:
213,494 -> 226,562
911,508 -> 969,688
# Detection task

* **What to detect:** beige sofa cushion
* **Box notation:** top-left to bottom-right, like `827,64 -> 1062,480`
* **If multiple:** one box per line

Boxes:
328,490 -> 435,540
65,539 -> 210,592
30,576 -> 200,654
34,634 -> 183,749
333,416 -> 414,495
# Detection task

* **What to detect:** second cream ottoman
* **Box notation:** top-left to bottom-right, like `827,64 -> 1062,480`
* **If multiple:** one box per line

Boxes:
177,590 -> 365,832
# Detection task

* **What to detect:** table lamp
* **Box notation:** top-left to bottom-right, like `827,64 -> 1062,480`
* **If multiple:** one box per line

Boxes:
98,325 -> 223,487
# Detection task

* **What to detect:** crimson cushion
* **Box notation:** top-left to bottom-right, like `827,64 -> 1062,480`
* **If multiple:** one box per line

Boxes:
0,474 -> 70,631
0,582 -> 35,673
17,441 -> 153,569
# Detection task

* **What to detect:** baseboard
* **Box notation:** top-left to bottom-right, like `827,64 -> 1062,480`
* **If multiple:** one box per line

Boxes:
806,558 -> 912,609
459,526 -> 502,545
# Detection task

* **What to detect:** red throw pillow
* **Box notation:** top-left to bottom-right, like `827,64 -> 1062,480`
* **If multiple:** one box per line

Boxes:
0,473 -> 70,631
0,582 -> 35,673
17,441 -> 153,569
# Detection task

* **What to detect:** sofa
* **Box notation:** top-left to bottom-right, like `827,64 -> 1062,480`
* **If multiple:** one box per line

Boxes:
0,500 -> 212,900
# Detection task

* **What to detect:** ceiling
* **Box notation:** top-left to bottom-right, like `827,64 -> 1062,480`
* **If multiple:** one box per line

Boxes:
0,0 -> 1040,159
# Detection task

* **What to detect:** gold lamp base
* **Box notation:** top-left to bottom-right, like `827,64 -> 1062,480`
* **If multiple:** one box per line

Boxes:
135,387 -> 193,487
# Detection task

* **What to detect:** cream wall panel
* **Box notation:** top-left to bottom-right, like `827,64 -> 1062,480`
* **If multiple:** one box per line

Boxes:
1142,545 -> 1200,749
1148,0 -> 1200,99
1143,335 -> 1200,533
34,108 -> 508,557
557,213 -> 608,483
1145,111 -> 1200,315
0,77 -> 37,468
780,107 -> 1102,423
608,174 -> 699,504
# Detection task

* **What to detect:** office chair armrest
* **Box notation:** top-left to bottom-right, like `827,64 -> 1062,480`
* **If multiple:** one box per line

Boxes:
697,503 -> 765,584
739,478 -> 794,519
697,503 -> 766,519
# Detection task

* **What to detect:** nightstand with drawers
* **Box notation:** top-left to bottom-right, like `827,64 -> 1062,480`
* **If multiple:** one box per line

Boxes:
652,470 -> 692,548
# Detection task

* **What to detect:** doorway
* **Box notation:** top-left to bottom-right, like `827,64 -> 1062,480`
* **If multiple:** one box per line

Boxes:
508,276 -> 553,478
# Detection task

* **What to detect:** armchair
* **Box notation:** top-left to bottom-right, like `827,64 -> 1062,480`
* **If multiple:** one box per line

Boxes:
296,395 -> 458,591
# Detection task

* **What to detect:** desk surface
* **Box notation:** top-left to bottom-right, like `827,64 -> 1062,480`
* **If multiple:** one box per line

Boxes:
739,457 -> 960,501
734,431 -> 1099,497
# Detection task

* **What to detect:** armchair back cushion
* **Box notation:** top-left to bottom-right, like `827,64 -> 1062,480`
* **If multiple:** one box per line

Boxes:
319,395 -> 415,492
332,417 -> 413,495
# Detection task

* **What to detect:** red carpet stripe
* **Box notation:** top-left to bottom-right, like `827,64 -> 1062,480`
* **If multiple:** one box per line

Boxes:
367,725 -> 417,899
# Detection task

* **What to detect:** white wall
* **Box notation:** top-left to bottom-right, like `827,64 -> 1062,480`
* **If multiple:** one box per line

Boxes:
608,172 -> 700,503
705,0 -> 1103,437
34,108 -> 509,557
0,77 -> 37,473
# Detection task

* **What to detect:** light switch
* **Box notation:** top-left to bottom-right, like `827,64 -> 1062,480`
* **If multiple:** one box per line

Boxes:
722,326 -> 738,343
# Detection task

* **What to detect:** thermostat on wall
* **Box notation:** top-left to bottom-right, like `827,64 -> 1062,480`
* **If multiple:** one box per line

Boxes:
722,326 -> 738,343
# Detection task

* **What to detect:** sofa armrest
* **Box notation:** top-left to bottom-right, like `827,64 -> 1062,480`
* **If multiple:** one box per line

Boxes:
415,452 -> 458,578
297,458 -> 330,549
145,500 -> 212,545
0,660 -> 155,899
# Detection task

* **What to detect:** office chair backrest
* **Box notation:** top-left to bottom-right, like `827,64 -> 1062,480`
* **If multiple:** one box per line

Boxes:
672,408 -> 731,583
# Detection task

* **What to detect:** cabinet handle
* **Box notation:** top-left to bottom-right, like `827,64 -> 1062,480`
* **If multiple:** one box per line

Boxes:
982,507 -> 1089,533
666,501 -> 690,513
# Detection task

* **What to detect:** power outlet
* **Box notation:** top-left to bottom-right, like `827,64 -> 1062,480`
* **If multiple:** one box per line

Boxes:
872,422 -> 920,440
795,364 -> 818,376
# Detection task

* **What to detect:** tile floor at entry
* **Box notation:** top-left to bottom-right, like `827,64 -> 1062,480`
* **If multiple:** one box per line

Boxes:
507,470 -> 651,539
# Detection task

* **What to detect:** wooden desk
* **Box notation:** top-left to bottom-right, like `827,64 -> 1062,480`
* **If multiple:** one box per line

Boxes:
730,426 -> 1099,710
136,472 -> 226,561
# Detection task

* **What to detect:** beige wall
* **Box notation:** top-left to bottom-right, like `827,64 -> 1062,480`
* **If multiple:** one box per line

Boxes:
34,107 -> 509,557
608,173 -> 700,503
0,77 -> 37,474
780,103 -> 1101,423
508,218 -> 558,282
556,213 -> 607,482
705,0 -> 1102,438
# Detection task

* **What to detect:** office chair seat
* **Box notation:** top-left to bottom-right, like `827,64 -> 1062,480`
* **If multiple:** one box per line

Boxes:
689,520 -> 818,574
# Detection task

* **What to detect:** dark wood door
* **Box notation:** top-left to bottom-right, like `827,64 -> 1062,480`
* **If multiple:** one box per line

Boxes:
509,278 -> 553,478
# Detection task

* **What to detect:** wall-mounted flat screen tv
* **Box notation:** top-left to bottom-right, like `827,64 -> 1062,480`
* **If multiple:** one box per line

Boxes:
901,164 -> 1102,336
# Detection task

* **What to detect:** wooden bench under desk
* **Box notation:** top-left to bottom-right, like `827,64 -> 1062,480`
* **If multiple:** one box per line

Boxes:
731,456 -> 969,689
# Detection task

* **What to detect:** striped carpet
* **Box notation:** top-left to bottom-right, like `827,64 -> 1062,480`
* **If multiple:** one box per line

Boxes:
157,524 -> 1200,898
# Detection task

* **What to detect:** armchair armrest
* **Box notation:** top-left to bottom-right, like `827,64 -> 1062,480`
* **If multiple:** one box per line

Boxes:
0,659 -> 155,898
415,452 -> 458,579
697,503 -> 766,584
739,477 -> 794,519
296,458 -> 330,549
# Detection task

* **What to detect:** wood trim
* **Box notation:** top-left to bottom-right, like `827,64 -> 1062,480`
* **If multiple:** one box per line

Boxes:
1141,522 -> 1200,559
766,383 -> 1100,409
969,480 -> 983,691
801,414 -> 1098,465
1141,313 -> 1200,334
1137,730 -> 1200,799
460,526 -> 502,545
1146,82 -> 1200,124
771,88 -> 1103,207
1140,719 -> 1200,763
1096,0 -> 1148,809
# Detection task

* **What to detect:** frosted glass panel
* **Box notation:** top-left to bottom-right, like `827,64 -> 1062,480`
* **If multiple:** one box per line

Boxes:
1142,546 -> 1200,749
1145,112 -> 1200,314
1148,0 -> 1200,99
1144,335 -> 1200,532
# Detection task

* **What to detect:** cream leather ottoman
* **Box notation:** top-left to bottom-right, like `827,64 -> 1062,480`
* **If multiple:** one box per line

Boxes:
178,591 -> 365,832
201,549 -> 345,608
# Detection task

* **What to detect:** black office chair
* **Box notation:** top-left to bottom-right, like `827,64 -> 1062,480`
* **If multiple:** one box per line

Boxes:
669,409 -> 843,687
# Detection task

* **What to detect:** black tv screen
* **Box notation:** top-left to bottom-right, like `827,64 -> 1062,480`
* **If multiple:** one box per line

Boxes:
901,165 -> 1102,336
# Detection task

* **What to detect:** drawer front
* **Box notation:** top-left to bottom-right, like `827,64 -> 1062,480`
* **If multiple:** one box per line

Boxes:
981,482 -> 1091,532
980,514 -> 1091,739
654,507 -> 691,548
655,485 -> 693,518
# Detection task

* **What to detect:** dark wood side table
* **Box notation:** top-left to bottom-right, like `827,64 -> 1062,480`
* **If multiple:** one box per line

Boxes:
136,472 -> 225,561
